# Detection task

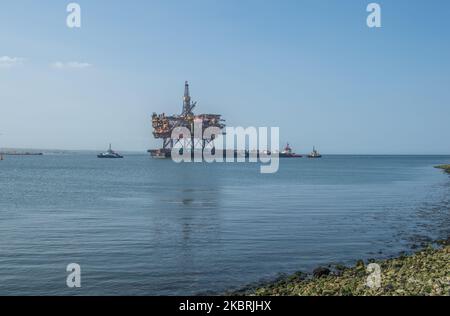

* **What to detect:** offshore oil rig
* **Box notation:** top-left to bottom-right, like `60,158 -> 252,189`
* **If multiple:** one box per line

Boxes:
149,82 -> 226,158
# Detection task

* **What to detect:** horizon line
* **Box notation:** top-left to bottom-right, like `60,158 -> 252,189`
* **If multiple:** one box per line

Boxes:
1,147 -> 450,157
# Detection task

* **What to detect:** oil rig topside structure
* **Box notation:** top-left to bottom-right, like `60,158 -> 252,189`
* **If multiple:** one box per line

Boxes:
149,82 -> 226,158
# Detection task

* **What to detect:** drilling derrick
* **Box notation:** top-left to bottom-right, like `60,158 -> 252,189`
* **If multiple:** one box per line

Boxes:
149,82 -> 226,159
183,81 -> 195,116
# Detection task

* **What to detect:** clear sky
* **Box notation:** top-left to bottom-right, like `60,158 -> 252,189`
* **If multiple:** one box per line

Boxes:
0,0 -> 449,154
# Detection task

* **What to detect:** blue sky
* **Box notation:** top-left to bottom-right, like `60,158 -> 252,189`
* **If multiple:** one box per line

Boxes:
0,0 -> 449,154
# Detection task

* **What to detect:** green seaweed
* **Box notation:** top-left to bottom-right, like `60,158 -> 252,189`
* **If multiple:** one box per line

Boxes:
246,245 -> 450,296
435,165 -> 450,174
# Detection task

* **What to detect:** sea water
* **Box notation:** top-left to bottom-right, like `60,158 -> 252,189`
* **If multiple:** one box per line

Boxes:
0,154 -> 449,295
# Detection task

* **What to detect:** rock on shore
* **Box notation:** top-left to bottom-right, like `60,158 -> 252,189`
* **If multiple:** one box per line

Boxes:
249,244 -> 450,296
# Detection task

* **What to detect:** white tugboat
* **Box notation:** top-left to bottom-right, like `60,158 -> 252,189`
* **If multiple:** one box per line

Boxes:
280,143 -> 303,158
97,144 -> 123,159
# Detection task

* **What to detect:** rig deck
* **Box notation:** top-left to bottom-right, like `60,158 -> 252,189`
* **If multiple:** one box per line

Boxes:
149,82 -> 226,159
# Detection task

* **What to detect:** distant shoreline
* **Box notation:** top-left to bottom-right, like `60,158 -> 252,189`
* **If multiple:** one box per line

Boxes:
0,152 -> 43,156
0,149 -> 144,155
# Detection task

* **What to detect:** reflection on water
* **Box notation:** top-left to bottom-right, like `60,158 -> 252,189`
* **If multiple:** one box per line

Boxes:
0,154 -> 449,295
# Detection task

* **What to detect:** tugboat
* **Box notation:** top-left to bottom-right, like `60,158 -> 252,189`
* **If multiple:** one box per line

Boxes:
307,146 -> 322,158
97,144 -> 123,159
149,148 -> 171,159
280,143 -> 303,158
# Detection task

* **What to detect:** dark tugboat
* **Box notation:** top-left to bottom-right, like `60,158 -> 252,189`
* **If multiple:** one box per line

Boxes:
307,146 -> 322,158
97,144 -> 123,159
279,143 -> 303,158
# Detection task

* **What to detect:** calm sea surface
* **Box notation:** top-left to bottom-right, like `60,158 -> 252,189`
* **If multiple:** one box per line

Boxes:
0,154 -> 449,295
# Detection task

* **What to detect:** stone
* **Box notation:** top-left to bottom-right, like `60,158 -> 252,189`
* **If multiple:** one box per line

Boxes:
313,267 -> 331,278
